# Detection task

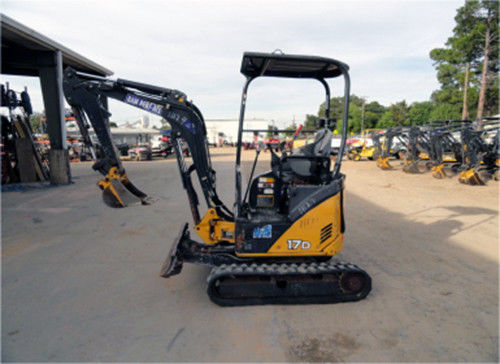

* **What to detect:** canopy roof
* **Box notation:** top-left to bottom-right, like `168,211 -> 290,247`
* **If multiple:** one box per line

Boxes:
1,14 -> 112,77
240,52 -> 348,79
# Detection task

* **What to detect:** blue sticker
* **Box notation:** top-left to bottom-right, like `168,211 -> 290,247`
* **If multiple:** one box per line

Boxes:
253,224 -> 272,239
184,121 -> 196,134
125,94 -> 164,116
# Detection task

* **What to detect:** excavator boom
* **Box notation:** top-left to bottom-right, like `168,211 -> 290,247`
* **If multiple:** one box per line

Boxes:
63,68 -> 232,220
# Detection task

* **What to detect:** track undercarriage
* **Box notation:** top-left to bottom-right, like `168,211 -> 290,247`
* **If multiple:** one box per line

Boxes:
160,224 -> 371,306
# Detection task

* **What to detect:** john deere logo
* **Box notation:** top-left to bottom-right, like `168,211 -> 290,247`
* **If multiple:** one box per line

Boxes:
253,225 -> 272,239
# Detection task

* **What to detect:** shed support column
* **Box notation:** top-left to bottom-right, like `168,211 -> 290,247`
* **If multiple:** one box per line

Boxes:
39,50 -> 71,184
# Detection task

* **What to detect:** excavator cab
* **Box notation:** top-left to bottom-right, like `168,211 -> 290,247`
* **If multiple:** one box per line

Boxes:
234,52 -> 348,240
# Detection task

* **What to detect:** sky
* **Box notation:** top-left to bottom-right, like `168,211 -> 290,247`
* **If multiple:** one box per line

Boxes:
2,0 -> 463,128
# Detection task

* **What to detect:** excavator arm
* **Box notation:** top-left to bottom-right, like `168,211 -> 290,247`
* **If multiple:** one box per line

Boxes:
63,68 -> 232,221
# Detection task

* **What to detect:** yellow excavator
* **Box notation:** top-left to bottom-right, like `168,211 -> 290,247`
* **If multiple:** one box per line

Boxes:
63,51 -> 371,306
347,129 -> 382,161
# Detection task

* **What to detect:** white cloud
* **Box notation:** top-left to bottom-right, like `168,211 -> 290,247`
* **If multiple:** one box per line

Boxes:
2,0 -> 462,126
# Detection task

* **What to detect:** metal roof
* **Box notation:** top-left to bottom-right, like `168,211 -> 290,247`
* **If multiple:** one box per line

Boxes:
241,52 -> 348,79
1,14 -> 113,76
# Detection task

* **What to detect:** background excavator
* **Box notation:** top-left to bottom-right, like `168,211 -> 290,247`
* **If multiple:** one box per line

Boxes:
347,128 -> 382,161
63,51 -> 371,306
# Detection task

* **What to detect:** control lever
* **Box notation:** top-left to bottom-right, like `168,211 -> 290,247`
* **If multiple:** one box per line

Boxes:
242,141 -> 264,204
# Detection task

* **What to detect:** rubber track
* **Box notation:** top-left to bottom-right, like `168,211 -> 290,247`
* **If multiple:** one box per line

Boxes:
207,260 -> 371,306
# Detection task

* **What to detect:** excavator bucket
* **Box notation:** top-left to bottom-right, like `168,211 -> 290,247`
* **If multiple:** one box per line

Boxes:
458,168 -> 485,185
376,156 -> 392,170
431,164 -> 446,179
98,167 -> 150,207
402,161 -> 420,174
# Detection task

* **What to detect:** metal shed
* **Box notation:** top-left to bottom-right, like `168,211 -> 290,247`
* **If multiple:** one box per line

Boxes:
1,14 -> 112,183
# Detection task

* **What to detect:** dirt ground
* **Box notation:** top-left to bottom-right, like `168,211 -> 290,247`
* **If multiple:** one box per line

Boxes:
2,147 -> 498,362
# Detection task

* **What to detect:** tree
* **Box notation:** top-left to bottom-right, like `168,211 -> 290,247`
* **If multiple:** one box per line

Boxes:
474,1 -> 498,118
376,110 -> 394,129
29,112 -> 44,134
407,101 -> 433,125
376,101 -> 409,128
430,0 -> 498,120
363,101 -> 386,130
266,124 -> 278,137
316,95 -> 383,134
428,103 -> 461,121
304,114 -> 319,130
109,121 -> 118,127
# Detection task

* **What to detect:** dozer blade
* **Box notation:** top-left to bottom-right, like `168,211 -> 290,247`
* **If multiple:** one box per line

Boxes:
159,223 -> 189,278
458,169 -> 485,185
376,157 -> 392,170
431,164 -> 446,179
98,167 -> 150,208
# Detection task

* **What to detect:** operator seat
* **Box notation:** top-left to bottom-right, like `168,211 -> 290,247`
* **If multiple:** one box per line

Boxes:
273,129 -> 333,184
294,128 -> 332,157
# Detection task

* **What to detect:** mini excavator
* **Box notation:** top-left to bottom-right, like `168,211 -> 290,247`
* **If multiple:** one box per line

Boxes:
458,119 -> 499,185
63,52 -> 371,306
373,127 -> 405,170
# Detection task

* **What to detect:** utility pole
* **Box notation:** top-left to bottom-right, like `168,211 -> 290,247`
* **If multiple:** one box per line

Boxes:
361,97 -> 366,136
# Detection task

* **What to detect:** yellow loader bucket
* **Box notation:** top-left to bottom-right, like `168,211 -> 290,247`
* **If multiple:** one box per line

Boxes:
458,169 -> 485,186
98,167 -> 150,207
431,164 -> 446,179
376,156 -> 392,170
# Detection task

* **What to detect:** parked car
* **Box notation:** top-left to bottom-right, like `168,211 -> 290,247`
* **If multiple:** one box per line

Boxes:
151,135 -> 173,158
116,143 -> 130,156
330,136 -> 343,155
129,145 -> 152,161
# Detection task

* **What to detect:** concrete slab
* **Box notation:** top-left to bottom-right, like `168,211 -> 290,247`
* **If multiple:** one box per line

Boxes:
1,149 -> 498,361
